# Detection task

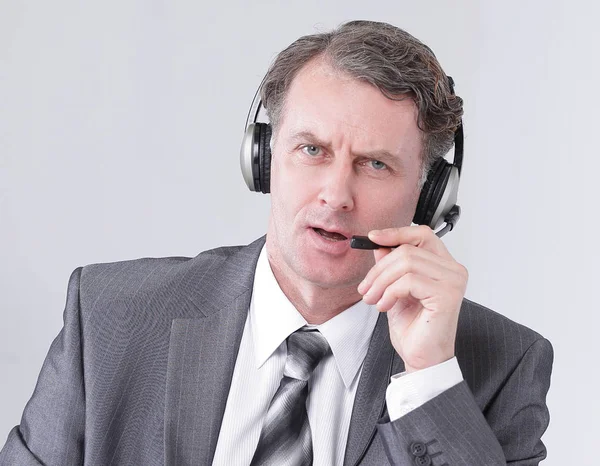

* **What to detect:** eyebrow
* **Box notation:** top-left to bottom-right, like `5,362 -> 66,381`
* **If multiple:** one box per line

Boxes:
288,130 -> 405,169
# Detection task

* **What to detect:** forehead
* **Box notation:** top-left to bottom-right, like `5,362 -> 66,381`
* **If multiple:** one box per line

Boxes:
279,57 -> 422,152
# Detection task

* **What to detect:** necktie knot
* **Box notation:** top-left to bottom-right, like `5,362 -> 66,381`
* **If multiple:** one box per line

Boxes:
284,327 -> 330,381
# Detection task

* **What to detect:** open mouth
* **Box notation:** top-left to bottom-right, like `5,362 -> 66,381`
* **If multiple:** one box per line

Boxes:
312,227 -> 348,242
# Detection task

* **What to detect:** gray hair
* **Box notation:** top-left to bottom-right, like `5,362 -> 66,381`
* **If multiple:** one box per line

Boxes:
261,20 -> 464,190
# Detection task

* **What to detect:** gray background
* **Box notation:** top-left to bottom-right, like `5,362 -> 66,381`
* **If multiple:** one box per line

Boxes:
1,0 -> 598,464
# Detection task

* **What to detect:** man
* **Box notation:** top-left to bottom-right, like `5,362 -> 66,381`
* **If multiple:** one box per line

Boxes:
1,20 -> 553,466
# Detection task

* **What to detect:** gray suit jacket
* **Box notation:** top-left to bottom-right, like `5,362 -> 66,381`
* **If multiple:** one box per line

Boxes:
0,235 -> 553,466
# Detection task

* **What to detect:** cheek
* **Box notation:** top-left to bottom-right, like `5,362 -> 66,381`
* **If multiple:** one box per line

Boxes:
270,157 -> 315,220
273,152 -> 312,187
360,186 -> 417,227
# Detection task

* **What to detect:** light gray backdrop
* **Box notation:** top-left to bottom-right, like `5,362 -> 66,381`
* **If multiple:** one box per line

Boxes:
1,1 -> 598,464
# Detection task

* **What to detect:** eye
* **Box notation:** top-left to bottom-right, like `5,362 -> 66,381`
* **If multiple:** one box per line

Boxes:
301,145 -> 321,156
370,160 -> 387,170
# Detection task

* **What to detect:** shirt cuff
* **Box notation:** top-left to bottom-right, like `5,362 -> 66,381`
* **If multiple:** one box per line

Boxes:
385,356 -> 464,422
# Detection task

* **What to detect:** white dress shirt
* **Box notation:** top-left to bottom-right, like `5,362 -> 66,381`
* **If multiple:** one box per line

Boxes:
212,243 -> 463,466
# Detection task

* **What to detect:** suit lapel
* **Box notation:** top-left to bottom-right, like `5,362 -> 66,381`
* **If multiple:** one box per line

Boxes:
164,236 -> 266,466
343,313 -> 404,466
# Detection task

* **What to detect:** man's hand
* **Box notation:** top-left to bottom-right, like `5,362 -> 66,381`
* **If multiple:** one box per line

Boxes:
357,225 -> 468,373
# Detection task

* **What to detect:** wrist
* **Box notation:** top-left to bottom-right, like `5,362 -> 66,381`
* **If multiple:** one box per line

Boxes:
404,354 -> 455,374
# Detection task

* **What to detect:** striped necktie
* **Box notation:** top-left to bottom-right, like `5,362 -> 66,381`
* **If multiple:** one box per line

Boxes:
250,327 -> 331,466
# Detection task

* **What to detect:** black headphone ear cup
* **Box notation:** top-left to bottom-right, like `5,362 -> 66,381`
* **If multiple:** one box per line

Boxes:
413,158 -> 450,226
426,162 -> 453,228
258,124 -> 272,194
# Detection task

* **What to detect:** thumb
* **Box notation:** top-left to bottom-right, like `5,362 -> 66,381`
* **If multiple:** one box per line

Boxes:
368,227 -> 403,247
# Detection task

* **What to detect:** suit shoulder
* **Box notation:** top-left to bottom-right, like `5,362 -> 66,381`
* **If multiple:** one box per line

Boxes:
77,243 -> 247,306
458,297 -> 549,359
457,297 -> 553,410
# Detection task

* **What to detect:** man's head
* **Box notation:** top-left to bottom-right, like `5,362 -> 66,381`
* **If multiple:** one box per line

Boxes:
263,20 -> 463,291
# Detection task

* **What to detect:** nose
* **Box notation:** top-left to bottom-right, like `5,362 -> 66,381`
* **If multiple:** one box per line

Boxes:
317,161 -> 355,211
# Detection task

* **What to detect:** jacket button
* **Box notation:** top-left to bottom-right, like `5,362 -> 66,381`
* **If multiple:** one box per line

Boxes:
414,455 -> 432,466
410,442 -> 427,457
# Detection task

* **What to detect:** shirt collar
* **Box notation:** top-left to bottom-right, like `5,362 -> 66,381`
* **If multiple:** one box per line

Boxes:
250,243 -> 379,389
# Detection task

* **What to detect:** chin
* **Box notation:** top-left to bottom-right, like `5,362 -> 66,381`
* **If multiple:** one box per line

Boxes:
296,258 -> 362,289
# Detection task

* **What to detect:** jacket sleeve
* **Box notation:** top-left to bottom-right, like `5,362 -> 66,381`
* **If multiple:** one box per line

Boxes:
0,268 -> 86,466
376,338 -> 554,466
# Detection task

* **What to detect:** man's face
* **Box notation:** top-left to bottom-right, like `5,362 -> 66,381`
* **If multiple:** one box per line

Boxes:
266,57 -> 423,289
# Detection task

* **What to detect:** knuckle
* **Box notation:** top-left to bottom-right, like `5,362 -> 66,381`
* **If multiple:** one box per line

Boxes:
376,301 -> 389,312
404,272 -> 415,285
402,247 -> 419,268
376,292 -> 390,310
389,280 -> 403,294
398,261 -> 410,278
404,257 -> 414,274
458,263 -> 469,281
398,243 -> 412,259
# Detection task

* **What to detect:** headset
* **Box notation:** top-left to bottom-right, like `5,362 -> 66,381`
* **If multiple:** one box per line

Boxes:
240,74 -> 463,238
